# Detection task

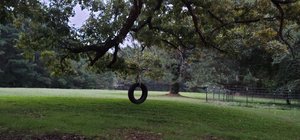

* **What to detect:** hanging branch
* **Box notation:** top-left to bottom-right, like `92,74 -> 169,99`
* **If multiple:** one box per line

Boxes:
107,45 -> 119,68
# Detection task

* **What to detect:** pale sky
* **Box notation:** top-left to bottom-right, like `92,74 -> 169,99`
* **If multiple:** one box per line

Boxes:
68,4 -> 89,28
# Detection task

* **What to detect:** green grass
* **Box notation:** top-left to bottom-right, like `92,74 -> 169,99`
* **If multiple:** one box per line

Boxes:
0,88 -> 300,140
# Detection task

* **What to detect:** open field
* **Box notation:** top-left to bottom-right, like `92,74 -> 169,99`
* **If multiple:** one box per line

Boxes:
0,88 -> 300,140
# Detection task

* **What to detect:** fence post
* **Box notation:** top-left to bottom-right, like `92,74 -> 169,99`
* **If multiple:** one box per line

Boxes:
251,87 -> 253,102
223,89 -> 225,101
286,89 -> 291,105
231,89 -> 233,102
226,90 -> 228,102
246,87 -> 249,106
205,88 -> 208,102
212,87 -> 215,101
273,90 -> 276,104
218,88 -> 221,101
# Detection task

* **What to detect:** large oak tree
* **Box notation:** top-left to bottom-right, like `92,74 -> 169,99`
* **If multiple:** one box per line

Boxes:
2,0 -> 300,94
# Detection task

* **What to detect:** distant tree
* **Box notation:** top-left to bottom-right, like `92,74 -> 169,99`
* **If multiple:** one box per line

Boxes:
116,44 -> 164,85
0,24 -> 52,87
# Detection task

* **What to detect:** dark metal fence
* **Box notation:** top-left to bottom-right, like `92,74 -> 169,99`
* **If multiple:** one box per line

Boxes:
115,83 -> 300,107
205,85 -> 300,107
114,82 -> 170,91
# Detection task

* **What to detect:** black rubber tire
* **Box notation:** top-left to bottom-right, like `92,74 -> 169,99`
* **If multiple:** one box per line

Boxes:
128,83 -> 148,104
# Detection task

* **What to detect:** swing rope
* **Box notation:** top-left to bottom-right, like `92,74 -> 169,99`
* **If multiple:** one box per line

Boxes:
128,46 -> 148,104
136,46 -> 145,85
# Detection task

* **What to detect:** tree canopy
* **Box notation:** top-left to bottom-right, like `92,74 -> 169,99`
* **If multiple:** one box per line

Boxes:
1,0 -> 300,91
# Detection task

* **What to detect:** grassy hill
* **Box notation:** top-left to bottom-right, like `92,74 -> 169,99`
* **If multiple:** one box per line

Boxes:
0,88 -> 299,140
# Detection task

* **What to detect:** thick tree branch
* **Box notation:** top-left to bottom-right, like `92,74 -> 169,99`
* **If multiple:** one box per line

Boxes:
131,0 -> 164,32
271,0 -> 296,59
68,0 -> 143,66
209,17 -> 277,36
207,10 -> 224,24
161,39 -> 179,50
272,0 -> 297,4
181,1 -> 207,46
150,25 -> 189,49
90,50 -> 109,66
67,44 -> 106,54
133,0 -> 196,52
182,0 -> 226,52
133,8 -> 190,51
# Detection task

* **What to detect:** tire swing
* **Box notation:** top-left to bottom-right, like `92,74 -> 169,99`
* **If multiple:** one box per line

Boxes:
128,83 -> 148,104
128,46 -> 148,104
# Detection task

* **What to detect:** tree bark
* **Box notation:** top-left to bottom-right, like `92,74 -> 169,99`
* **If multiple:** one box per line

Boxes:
169,62 -> 181,95
169,82 -> 180,95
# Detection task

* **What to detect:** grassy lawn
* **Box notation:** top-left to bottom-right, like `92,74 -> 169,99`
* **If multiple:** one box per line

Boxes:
0,88 -> 300,140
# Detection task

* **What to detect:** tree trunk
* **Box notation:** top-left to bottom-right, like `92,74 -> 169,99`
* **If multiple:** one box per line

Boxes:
168,47 -> 186,95
286,91 -> 291,105
168,63 -> 181,95
169,82 -> 180,95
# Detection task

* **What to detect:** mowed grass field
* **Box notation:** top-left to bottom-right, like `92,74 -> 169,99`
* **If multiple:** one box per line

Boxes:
0,88 -> 300,140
